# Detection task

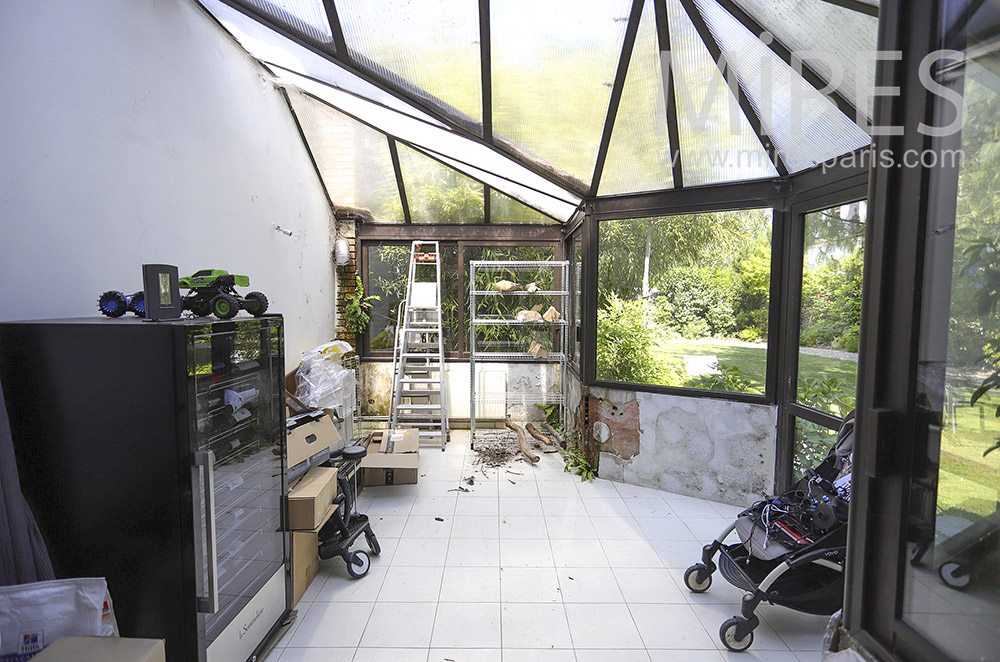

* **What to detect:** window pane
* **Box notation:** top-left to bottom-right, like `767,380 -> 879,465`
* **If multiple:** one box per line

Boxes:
490,189 -> 558,224
571,232 -> 583,366
599,0 -> 675,196
796,201 -> 865,417
694,0 -> 871,173
664,0 -> 777,185
730,0 -> 879,120
287,92 -> 402,221
233,0 -> 332,45
336,0 -> 483,135
396,144 -> 485,223
597,209 -> 772,393
465,245 -> 557,356
367,244 -> 460,353
491,0 -> 633,185
793,418 -> 839,482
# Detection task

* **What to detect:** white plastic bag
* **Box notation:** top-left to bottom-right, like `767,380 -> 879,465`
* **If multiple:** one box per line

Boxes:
296,342 -> 354,410
0,577 -> 118,660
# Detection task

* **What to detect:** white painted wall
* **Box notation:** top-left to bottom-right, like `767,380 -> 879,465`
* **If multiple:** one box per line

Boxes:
0,0 -> 337,366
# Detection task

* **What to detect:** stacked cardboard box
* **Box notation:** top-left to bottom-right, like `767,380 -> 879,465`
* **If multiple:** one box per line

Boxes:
287,466 -> 339,605
360,429 -> 420,486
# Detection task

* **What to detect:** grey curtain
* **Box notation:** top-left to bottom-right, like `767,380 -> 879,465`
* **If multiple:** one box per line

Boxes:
0,380 -> 54,585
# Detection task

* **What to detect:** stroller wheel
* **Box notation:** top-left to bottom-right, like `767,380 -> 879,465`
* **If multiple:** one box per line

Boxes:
347,550 -> 371,578
720,617 -> 754,652
367,533 -> 381,556
684,564 -> 713,593
939,561 -> 972,590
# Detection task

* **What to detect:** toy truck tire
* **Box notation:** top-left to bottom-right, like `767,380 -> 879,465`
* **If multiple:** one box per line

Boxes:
98,291 -> 128,318
244,292 -> 269,317
211,293 -> 239,320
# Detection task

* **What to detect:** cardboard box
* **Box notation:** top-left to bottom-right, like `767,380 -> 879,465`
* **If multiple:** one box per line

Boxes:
287,466 -> 338,530
361,429 -> 420,486
287,411 -> 343,468
32,637 -> 165,662
290,500 -> 339,606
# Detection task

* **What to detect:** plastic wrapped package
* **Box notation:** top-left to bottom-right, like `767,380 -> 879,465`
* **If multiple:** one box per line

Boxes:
295,342 -> 355,411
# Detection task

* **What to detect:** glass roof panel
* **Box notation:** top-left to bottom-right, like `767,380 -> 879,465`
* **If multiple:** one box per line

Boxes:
233,0 -> 332,45
396,143 -> 485,224
599,0 -> 674,196
730,0 -> 878,119
199,0 -> 444,126
491,0 -> 633,186
665,0 -> 778,185
695,0 -> 871,173
268,66 -> 581,220
335,0 -> 483,135
287,92 -> 403,221
490,189 -> 559,224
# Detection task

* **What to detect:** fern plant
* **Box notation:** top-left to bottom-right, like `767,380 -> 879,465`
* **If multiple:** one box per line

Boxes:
561,446 -> 596,482
343,276 -> 380,335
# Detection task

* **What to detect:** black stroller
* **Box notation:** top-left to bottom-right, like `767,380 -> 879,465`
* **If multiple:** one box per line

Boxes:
317,444 -> 381,578
683,412 -> 855,652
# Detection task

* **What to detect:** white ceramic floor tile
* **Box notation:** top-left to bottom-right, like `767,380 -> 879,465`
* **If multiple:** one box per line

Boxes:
454,497 -> 499,516
359,602 -> 436,648
500,603 -> 573,648
498,478 -> 540,497
430,602 -> 501,648
650,539 -> 702,568
501,650 -> 575,662
353,648 -> 429,662
685,518 -> 738,541
499,515 -> 548,539
499,538 -> 554,567
616,483 -> 665,500
638,517 -> 697,542
439,566 -> 501,603
391,538 -> 450,567
565,603 -> 644,649
374,484 -> 421,498
575,650 -> 652,662
629,603 -> 717,650
368,516 -> 408,539
428,649 -> 501,662
583,497 -> 633,517
450,515 -> 500,539
663,498 -> 725,518
592,516 -> 645,540
420,465 -> 467,481
576,479 -> 623,498
378,566 -> 444,602
500,566 -> 562,603
757,605 -> 829,650
314,565 -> 387,602
550,538 -> 608,567
409,496 -> 458,517
646,650 -> 724,661
614,567 -> 688,604
536,481 -> 580,498
366,496 -> 417,517
401,515 -> 454,539
446,537 -> 501,566
275,647 -> 357,662
600,540 -> 664,568
690,603 -> 790,651
499,496 -> 545,517
545,516 -> 596,539
419,480 -> 469,497
627,498 -> 677,519
287,601 -> 374,648
557,566 -> 625,603
541,497 -> 589,517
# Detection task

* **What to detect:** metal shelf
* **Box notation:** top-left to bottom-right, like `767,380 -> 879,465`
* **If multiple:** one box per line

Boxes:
469,260 -> 569,444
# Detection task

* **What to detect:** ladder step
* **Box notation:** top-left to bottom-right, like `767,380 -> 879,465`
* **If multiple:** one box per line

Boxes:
404,365 -> 441,372
405,343 -> 439,349
402,352 -> 441,358
406,322 -> 439,328
401,390 -> 440,397
396,414 -> 444,421
399,378 -> 438,384
395,404 -> 441,410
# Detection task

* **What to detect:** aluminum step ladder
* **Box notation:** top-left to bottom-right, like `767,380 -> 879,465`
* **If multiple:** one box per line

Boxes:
389,241 -> 449,451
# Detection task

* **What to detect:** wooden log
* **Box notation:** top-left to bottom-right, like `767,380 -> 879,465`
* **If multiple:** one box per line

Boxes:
525,423 -> 559,453
542,423 -> 565,447
505,420 -> 539,463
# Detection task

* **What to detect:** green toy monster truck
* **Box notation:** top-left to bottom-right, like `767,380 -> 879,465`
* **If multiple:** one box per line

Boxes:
179,269 -> 269,319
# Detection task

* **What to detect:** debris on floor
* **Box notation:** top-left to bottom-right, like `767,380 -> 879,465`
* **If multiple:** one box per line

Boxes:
471,438 -> 523,468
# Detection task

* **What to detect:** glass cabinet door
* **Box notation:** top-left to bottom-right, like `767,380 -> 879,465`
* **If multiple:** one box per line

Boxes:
188,318 -> 285,645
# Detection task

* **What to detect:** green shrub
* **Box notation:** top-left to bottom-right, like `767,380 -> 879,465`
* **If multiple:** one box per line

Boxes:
679,319 -> 710,339
683,362 -> 755,393
597,295 -> 685,386
736,326 -> 764,342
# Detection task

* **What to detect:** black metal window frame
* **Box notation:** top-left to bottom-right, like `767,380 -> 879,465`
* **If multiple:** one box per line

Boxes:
357,223 -> 565,362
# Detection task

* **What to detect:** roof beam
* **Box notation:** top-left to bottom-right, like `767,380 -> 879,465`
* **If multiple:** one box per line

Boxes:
676,0 -> 789,176
387,138 -> 412,223
654,0 -> 684,188
321,1 -> 350,64
715,0 -> 870,128
479,0 -> 493,142
589,0 -> 646,197
206,0 -> 589,197
815,0 -> 878,17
